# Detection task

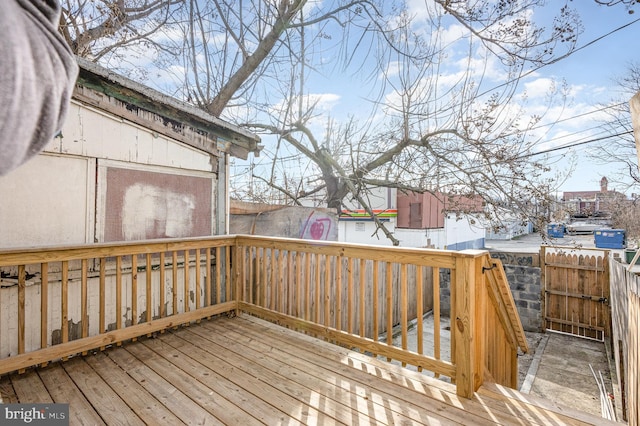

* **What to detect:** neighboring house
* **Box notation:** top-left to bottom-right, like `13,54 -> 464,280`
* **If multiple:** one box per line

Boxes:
339,187 -> 398,246
484,207 -> 533,240
395,191 -> 486,250
335,188 -> 487,249
0,57 -> 261,249
561,177 -> 623,221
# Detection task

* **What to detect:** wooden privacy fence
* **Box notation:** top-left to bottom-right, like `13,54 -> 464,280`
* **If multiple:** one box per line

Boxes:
541,246 -> 610,340
0,235 -> 528,398
610,259 -> 640,425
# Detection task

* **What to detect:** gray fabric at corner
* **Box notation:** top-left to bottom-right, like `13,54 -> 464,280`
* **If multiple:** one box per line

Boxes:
0,0 -> 79,176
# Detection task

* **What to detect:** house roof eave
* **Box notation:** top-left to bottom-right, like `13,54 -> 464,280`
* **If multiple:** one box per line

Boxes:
75,57 -> 262,160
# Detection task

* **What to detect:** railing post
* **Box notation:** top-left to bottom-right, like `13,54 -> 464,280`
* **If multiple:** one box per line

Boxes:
453,250 -> 485,398
234,241 -> 242,316
473,254 -> 487,391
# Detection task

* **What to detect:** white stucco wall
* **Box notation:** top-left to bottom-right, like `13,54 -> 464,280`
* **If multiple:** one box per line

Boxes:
443,213 -> 486,250
339,214 -> 486,249
393,228 -> 447,248
350,214 -> 486,250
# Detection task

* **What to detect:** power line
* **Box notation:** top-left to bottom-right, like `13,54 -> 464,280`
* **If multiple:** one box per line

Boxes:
478,17 -> 640,98
532,123 -> 625,149
528,101 -> 627,134
526,130 -> 633,158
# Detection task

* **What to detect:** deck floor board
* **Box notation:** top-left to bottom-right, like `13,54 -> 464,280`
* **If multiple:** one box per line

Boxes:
137,337 -> 287,425
63,357 -> 144,426
37,362 -> 106,425
0,314 -> 615,426
212,315 -> 528,426
107,345 -> 223,426
190,320 -> 432,425
161,327 -> 338,425
10,370 -> 53,404
202,318 -> 488,425
83,352 -> 184,426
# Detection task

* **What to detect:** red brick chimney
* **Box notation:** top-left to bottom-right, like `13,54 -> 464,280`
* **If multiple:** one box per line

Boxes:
600,177 -> 608,193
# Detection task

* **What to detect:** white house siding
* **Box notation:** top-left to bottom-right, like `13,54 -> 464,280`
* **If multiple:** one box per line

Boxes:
0,104 -> 219,357
337,186 -> 488,249
51,101 -> 214,172
393,228 -> 448,249
394,228 -> 430,247
0,99 -> 219,249
394,215 -> 485,250
0,154 -> 95,248
341,187 -> 396,212
338,219 -> 397,246
339,187 -> 398,246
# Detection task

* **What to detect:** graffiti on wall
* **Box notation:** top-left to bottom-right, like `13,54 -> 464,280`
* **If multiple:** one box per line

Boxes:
300,211 -> 334,240
230,207 -> 338,241
490,251 -> 539,267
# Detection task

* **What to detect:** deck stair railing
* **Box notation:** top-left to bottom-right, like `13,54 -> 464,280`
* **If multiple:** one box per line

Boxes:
0,235 -> 527,398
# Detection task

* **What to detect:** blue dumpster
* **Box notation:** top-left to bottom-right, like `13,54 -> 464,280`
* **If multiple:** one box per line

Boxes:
547,223 -> 565,238
594,229 -> 626,249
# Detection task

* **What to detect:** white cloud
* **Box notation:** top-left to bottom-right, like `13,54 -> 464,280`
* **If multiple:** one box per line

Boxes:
270,93 -> 341,115
437,22 -> 468,47
523,78 -> 556,99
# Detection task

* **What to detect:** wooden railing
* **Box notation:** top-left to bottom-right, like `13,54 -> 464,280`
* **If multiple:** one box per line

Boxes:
0,235 -> 528,398
0,237 -> 236,375
233,236 -> 528,397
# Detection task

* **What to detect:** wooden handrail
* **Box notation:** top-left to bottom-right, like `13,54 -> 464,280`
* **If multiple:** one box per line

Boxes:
0,236 -> 236,267
0,235 -> 528,399
484,257 -> 529,353
481,255 -> 529,389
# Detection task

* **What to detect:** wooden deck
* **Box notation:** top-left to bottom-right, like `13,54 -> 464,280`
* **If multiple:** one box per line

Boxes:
0,315 -> 615,426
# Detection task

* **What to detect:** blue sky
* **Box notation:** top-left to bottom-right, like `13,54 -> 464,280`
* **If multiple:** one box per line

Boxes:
507,2 -> 640,193
109,1 -> 639,198
225,1 -> 640,198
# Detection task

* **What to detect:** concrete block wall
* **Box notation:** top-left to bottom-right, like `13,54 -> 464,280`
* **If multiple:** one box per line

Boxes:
493,251 -> 542,332
439,269 -> 452,317
502,264 -> 542,332
437,251 -> 543,332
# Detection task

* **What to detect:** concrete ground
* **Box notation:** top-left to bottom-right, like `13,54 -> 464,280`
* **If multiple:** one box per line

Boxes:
485,232 -> 598,252
519,331 -> 614,419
